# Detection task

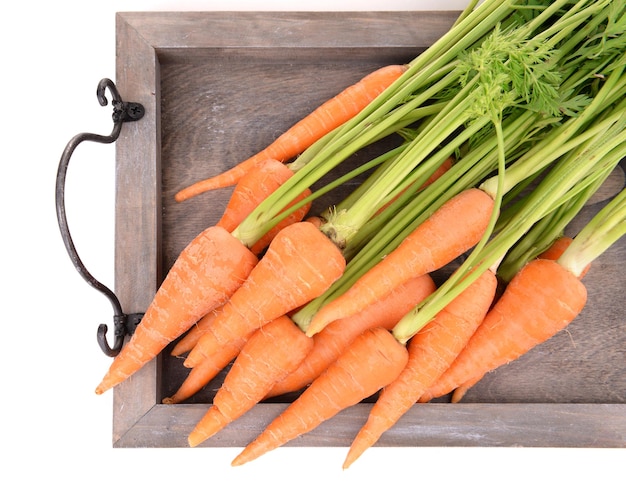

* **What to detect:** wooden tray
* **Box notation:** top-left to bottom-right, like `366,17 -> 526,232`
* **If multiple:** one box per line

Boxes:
112,11 -> 626,448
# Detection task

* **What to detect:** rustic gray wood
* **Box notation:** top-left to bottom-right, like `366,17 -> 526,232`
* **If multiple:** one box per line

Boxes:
113,11 -> 625,449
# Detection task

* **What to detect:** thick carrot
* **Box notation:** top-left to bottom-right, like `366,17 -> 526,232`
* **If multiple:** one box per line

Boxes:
446,235 -> 588,404
538,236 -> 590,278
231,327 -> 409,466
188,315 -> 314,446
343,267 -> 497,469
184,221 -> 346,369
418,258 -> 587,402
95,226 -> 258,395
174,64 -> 408,202
170,305 -> 224,357
306,187 -> 495,336
162,333 -> 250,404
265,273 -> 436,399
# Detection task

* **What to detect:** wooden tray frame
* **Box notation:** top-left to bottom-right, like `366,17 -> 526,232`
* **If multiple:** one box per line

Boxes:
111,11 -> 625,448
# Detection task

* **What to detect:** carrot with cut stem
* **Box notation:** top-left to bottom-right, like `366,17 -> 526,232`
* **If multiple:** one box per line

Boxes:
231,327 -> 409,466
343,266 -> 498,469
95,226 -> 258,395
174,64 -> 408,202
446,235 -> 586,404
184,221 -> 346,369
537,236 -> 590,279
188,315 -> 314,447
266,273 -> 436,399
306,187 -> 495,336
418,258 -> 588,403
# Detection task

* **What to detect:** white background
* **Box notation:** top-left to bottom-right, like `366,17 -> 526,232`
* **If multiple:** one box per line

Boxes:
2,0 -> 623,489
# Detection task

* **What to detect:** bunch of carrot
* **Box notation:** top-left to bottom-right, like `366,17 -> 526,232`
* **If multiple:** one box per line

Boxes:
92,0 -> 626,468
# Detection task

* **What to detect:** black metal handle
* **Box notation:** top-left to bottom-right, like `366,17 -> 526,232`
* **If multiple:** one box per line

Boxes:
56,78 -> 145,357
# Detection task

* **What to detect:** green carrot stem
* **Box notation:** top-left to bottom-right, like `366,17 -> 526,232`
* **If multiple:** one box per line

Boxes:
559,186 -> 626,278
497,163 -> 616,283
392,112 -> 626,343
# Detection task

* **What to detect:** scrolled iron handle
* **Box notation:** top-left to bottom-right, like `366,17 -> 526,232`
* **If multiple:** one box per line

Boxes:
56,78 -> 145,356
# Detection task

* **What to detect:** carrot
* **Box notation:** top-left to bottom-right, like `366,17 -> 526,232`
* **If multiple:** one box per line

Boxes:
306,187 -> 495,336
231,327 -> 409,466
214,158 -> 313,253
183,221 -> 346,369
163,333 -> 250,404
449,374 -> 483,403
170,305 -> 224,357
538,236 -> 590,278
343,267 -> 497,469
248,187 -> 312,256
445,235 -> 589,404
188,315 -> 314,446
265,273 -> 436,399
174,64 -> 408,202
215,158 -> 298,233
418,258 -> 587,403
95,226 -> 258,395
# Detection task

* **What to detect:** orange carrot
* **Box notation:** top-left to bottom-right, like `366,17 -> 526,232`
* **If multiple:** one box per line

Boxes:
449,374 -> 483,403
446,235 -> 589,404
215,158 -> 312,246
231,327 -> 409,466
163,333 -> 250,404
170,305 -> 224,357
343,268 -> 497,469
174,64 -> 408,202
184,221 -> 346,369
538,236 -> 590,278
248,188 -> 312,256
265,273 -> 436,399
188,315 -> 314,446
95,226 -> 258,395
418,258 -> 587,403
306,188 -> 495,336
215,159 -> 295,232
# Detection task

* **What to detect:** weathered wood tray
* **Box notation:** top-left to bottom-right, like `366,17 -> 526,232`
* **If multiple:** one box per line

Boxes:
112,11 -> 625,448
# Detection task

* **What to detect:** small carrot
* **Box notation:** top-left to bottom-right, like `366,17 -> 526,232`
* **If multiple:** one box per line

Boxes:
95,226 -> 258,395
188,315 -> 314,446
174,64 -> 408,202
343,267 -> 497,469
449,374 -> 483,403
306,187 -> 495,336
184,221 -> 346,369
231,327 -> 409,466
265,273 -> 436,399
215,158 -> 298,233
418,258 -> 587,403
163,333 -> 250,404
170,305 -> 224,357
